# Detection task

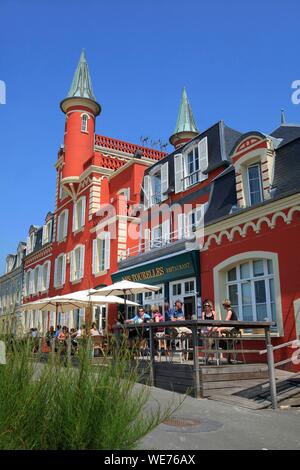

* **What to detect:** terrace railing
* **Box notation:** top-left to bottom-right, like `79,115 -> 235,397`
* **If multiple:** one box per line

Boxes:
113,319 -> 279,408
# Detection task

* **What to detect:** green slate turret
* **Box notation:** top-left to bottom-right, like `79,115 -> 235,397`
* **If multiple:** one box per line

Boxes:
169,87 -> 199,149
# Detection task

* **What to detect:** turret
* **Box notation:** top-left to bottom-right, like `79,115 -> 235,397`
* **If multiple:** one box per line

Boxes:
60,50 -> 101,184
169,87 -> 199,149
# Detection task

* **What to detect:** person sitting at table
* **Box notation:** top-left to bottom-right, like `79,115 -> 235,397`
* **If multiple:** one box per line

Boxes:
125,307 -> 151,347
90,322 -> 102,336
152,304 -> 164,329
217,299 -> 239,336
167,300 -> 185,321
202,299 -> 217,333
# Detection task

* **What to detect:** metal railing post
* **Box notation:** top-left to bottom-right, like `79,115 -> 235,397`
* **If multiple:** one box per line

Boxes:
149,326 -> 155,387
192,325 -> 202,398
265,328 -> 277,409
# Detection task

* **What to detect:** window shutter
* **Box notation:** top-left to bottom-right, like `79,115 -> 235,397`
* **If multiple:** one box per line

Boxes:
26,236 -> 31,253
161,162 -> 169,200
162,219 -> 170,244
37,266 -> 42,292
198,137 -> 208,180
144,228 -> 151,251
81,197 -> 86,228
54,259 -> 58,288
174,154 -> 183,193
79,245 -> 85,278
62,254 -> 66,285
70,251 -> 74,282
42,225 -> 47,245
63,210 -> 69,238
104,233 -> 110,270
177,213 -> 186,239
56,216 -> 61,241
29,270 -> 34,294
46,261 -> 51,289
143,175 -> 151,209
92,238 -> 99,274
48,220 -> 53,243
73,201 -> 78,231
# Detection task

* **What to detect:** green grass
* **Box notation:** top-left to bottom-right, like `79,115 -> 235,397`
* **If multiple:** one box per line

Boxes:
0,336 -> 178,450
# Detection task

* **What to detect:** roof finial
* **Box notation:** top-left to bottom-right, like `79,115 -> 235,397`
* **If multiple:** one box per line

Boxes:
281,109 -> 287,125
66,50 -> 96,101
169,87 -> 199,149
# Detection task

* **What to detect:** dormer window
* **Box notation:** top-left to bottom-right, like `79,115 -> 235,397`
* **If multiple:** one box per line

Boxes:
143,162 -> 168,209
81,114 -> 89,133
26,232 -> 36,254
247,164 -> 263,205
174,137 -> 208,193
42,219 -> 52,245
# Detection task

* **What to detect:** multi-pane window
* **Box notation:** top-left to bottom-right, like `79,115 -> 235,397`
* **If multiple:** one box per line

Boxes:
42,220 -> 52,245
247,164 -> 263,205
70,245 -> 85,282
226,259 -> 276,324
57,210 -> 68,241
151,172 -> 162,205
73,197 -> 86,232
42,261 -> 51,291
81,114 -> 88,132
92,233 -> 110,274
186,147 -> 199,185
54,254 -> 66,287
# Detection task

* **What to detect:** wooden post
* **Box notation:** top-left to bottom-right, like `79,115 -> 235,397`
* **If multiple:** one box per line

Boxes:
192,325 -> 202,398
149,326 -> 155,387
265,327 -> 277,410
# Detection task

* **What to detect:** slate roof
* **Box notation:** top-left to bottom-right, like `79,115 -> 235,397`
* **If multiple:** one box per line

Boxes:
270,124 -> 300,148
205,127 -> 300,225
144,120 -> 242,189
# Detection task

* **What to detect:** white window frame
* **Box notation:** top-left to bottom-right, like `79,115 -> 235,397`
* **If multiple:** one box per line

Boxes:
57,209 -> 69,241
54,253 -> 66,288
81,113 -> 89,133
70,245 -> 85,282
213,252 -> 283,336
73,196 -> 86,232
42,260 -> 51,291
247,163 -> 264,206
42,220 -> 52,245
92,232 -> 110,275
226,259 -> 276,324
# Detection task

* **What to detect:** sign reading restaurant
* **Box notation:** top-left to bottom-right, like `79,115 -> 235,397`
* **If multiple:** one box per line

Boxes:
122,262 -> 192,283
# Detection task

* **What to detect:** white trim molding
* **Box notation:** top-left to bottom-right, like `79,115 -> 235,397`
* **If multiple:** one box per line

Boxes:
213,251 -> 284,337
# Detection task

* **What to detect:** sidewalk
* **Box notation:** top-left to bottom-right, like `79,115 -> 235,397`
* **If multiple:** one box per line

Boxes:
139,386 -> 300,450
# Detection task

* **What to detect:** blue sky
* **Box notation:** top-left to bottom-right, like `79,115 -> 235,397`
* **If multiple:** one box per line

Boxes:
1,0 -> 300,269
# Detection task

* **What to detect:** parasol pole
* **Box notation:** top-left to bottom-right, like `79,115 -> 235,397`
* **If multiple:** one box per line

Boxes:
124,289 -> 128,321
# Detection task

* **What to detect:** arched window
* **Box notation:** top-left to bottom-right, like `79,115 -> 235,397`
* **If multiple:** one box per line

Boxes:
226,259 -> 275,323
81,114 -> 88,133
213,252 -> 283,334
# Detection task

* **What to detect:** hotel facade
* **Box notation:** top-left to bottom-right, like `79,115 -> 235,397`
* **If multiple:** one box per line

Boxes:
1,52 -> 299,368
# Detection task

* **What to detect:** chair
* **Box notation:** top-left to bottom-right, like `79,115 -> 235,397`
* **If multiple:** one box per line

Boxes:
221,329 -> 244,363
92,335 -> 105,357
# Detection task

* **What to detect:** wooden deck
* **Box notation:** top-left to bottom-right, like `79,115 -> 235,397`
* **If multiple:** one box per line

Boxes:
135,358 -> 300,409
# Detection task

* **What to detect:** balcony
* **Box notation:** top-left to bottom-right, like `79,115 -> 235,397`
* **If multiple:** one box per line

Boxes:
183,169 -> 201,189
119,229 -> 196,270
